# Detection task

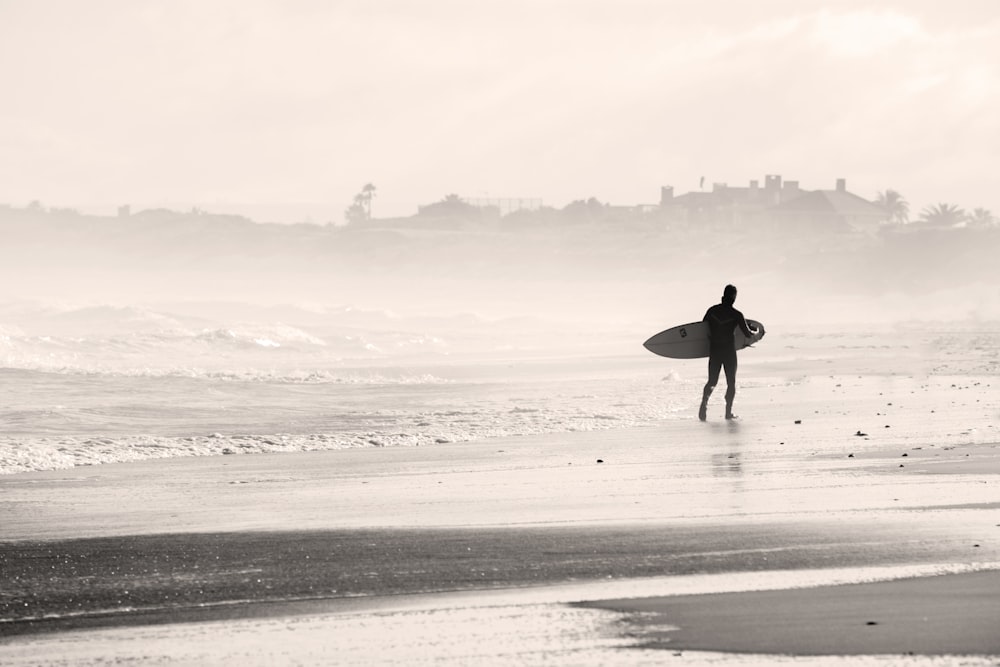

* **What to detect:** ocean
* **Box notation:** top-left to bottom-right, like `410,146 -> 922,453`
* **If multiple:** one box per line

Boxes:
0,303 -> 690,475
3,301 -> 996,476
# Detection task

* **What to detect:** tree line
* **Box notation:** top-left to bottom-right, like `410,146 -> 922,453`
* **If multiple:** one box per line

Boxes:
876,190 -> 996,229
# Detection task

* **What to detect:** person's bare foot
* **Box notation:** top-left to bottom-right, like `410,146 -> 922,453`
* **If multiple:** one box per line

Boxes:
698,403 -> 707,421
725,413 -> 739,420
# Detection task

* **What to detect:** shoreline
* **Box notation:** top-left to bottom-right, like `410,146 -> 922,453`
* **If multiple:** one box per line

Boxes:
2,362 -> 995,478
2,369 -> 998,663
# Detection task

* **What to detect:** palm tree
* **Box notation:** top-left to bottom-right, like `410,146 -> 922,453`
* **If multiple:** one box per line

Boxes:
875,189 -> 909,224
918,203 -> 966,228
968,208 -> 997,228
361,183 -> 376,220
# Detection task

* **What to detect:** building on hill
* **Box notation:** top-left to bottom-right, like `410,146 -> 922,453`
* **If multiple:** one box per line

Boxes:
658,175 -> 884,232
659,174 -> 806,226
767,179 -> 886,234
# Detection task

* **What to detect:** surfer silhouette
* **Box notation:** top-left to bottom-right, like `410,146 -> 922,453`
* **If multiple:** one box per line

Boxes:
699,284 -> 760,421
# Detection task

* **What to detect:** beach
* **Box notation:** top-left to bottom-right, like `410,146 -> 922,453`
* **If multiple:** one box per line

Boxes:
2,325 -> 1000,664
5,0 -> 1000,661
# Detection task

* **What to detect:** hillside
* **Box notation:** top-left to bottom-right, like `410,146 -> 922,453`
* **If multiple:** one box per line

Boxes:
1,207 -> 997,327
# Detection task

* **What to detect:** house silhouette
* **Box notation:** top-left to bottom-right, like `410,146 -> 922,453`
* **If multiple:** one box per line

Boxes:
659,175 -> 885,233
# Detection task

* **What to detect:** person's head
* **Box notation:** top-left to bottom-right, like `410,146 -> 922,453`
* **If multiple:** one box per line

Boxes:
722,284 -> 738,305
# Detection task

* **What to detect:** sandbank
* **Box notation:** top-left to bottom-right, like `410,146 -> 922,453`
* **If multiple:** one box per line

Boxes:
580,570 -> 1000,656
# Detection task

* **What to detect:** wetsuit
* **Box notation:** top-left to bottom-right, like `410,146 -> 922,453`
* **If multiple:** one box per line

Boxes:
701,300 -> 754,418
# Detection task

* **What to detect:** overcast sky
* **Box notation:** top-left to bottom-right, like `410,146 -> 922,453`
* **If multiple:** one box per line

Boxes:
1,0 -> 997,222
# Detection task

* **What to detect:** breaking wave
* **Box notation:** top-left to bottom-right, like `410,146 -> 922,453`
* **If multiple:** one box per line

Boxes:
0,390 -> 689,475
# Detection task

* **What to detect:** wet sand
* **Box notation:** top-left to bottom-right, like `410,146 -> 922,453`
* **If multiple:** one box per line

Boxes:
1,371 -> 999,663
4,517 -> 997,638
580,570 -> 1000,656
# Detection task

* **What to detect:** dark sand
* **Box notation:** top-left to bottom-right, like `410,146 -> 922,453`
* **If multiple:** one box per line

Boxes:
581,570 -> 1000,655
3,517 -> 998,638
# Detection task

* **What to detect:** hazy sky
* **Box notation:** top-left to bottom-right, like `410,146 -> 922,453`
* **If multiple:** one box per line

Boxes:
1,0 -> 997,222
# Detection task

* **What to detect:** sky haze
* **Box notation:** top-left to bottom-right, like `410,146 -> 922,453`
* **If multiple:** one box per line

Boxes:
1,0 -> 997,222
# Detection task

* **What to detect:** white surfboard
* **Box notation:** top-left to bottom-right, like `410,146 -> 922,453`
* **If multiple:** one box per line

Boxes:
643,319 -> 765,359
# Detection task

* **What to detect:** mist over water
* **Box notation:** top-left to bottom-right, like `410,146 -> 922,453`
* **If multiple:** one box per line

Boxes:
3,207 -> 998,336
1,206 -> 997,474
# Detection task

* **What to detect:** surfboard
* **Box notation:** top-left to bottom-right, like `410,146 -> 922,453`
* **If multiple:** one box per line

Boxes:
643,319 -> 765,359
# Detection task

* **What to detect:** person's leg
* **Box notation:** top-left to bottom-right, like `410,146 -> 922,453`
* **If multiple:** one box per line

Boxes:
700,356 -> 721,421
723,353 -> 738,419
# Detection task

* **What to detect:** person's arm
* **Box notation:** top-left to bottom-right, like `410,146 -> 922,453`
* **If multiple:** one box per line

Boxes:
736,310 -> 756,338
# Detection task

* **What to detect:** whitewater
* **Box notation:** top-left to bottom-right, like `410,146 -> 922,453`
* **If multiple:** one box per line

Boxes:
0,303 -> 692,474
5,301 -> 993,476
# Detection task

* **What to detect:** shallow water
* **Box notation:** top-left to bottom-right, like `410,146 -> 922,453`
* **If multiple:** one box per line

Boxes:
0,357 -> 694,474
2,306 -> 997,476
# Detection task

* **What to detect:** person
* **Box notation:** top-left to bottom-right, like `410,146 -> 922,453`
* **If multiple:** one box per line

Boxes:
699,284 -> 760,421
